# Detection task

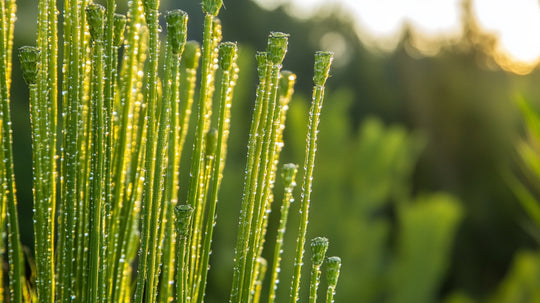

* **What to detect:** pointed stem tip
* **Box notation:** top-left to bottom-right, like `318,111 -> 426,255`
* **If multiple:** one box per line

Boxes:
282,163 -> 298,188
86,3 -> 106,42
313,51 -> 334,86
19,46 -> 40,85
218,42 -> 238,71
267,32 -> 289,65
166,10 -> 189,54
113,14 -> 127,47
311,237 -> 329,266
175,205 -> 195,239
183,41 -> 201,69
326,256 -> 341,287
202,0 -> 223,17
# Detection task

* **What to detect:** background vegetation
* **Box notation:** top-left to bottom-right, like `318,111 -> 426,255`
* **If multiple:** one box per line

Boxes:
7,0 -> 540,302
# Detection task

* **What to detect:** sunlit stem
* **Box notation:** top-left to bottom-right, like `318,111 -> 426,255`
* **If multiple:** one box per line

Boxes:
196,41 -> 238,303
241,32 -> 288,303
58,0 -> 84,298
175,205 -> 194,303
158,10 -> 188,303
230,51 -> 268,303
268,163 -> 298,303
86,4 -> 106,302
19,46 -> 42,303
289,51 -> 333,303
134,0 -> 162,300
252,257 -> 267,303
186,4 -> 220,299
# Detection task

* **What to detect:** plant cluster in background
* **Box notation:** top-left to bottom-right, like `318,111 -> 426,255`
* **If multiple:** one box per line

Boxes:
0,0 -> 341,302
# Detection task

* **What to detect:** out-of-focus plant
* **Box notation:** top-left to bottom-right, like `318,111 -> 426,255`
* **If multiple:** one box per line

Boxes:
284,92 -> 463,303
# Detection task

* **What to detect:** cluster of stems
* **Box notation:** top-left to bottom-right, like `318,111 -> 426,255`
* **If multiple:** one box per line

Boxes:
0,0 -> 342,302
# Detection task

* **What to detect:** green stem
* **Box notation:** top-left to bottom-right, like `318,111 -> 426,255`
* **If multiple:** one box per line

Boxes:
289,51 -> 333,303
325,256 -> 341,303
309,237 -> 328,303
230,51 -> 268,303
86,4 -> 106,302
196,42 -> 237,303
175,205 -> 194,303
185,12 -> 217,301
58,0 -> 83,298
268,163 -> 298,303
0,1 -> 23,301
134,0 -> 161,300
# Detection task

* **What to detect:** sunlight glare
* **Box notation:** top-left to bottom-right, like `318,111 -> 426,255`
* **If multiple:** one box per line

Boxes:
257,0 -> 540,73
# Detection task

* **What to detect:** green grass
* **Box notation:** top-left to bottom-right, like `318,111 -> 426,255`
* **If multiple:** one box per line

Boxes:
0,0 -> 341,302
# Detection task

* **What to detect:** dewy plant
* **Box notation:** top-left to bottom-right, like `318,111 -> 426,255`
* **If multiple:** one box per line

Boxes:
0,0 -> 341,302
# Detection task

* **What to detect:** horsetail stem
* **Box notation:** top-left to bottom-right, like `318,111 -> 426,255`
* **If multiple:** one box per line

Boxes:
290,51 -> 333,303
175,205 -> 194,303
309,237 -> 329,303
241,32 -> 289,303
134,0 -> 163,299
230,51 -> 268,303
158,10 -> 189,303
325,257 -> 342,303
268,163 -> 298,303
196,42 -> 238,303
86,4 -> 106,302
253,257 -> 267,303
19,46 -> 41,303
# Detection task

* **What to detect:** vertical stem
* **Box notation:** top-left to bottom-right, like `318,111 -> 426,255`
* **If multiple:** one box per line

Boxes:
86,4 -> 106,302
252,258 -> 267,303
289,51 -> 333,303
230,51 -> 268,303
0,1 -> 23,301
158,10 -> 188,303
175,205 -> 194,303
58,0 -> 83,298
325,256 -> 341,303
309,237 -> 328,303
196,42 -> 238,303
134,0 -> 161,300
185,1 -> 220,297
268,163 -> 298,303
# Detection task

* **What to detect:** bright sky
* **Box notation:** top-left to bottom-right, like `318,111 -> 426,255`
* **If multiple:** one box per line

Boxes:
253,0 -> 540,74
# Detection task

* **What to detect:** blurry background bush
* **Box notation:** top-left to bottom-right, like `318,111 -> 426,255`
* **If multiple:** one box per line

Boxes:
10,0 -> 540,302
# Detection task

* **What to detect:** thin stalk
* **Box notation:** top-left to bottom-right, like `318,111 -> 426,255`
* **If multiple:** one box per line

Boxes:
74,5 -> 90,301
100,0 -> 117,296
109,2 -> 144,300
289,51 -> 333,303
19,47 -> 42,303
158,10 -> 188,303
134,0 -> 162,300
105,13 -> 126,300
0,0 -> 23,301
86,4 -> 106,302
252,257 -> 267,303
185,1 -> 221,298
196,42 -> 238,303
240,32 -> 289,303
230,51 -> 268,303
58,0 -> 83,298
175,205 -> 194,303
268,163 -> 298,303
